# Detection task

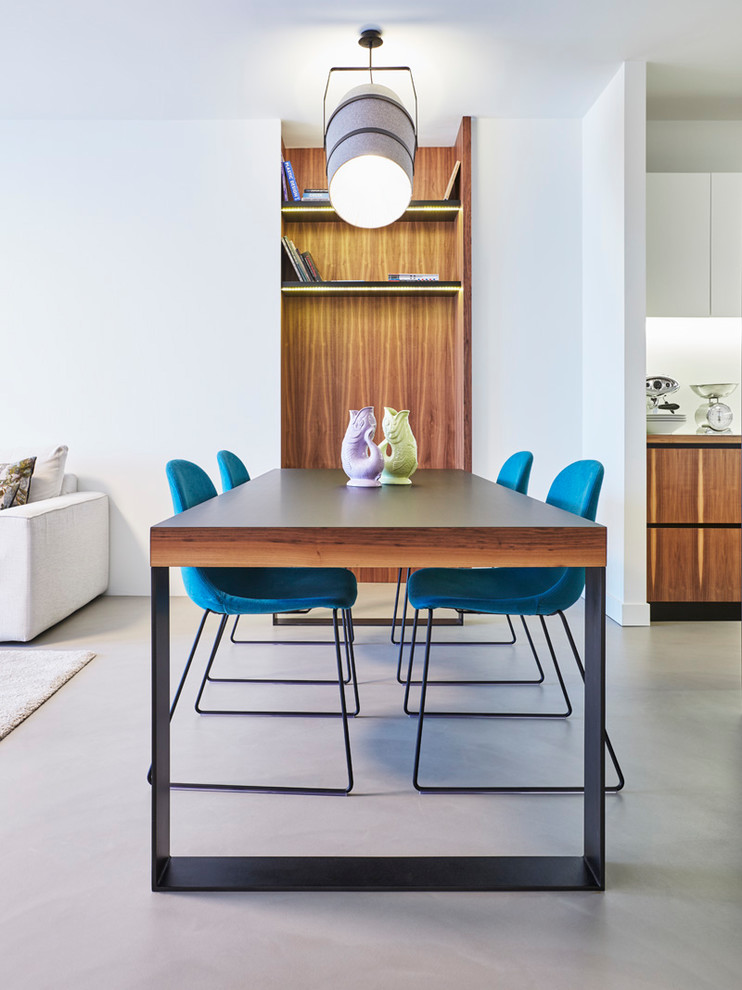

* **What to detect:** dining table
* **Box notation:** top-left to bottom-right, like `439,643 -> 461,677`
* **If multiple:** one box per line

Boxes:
150,467 -> 607,892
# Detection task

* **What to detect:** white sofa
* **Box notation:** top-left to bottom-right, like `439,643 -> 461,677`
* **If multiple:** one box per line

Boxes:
0,473 -> 109,642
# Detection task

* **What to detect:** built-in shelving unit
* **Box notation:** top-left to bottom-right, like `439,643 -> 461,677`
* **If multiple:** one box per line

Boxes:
281,120 -> 471,580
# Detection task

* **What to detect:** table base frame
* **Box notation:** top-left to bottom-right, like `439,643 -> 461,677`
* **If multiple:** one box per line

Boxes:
155,855 -> 602,892
152,565 -> 606,893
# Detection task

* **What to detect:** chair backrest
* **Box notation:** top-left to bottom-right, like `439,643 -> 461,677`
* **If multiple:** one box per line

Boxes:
166,459 -> 218,514
496,451 -> 533,494
165,460 -> 222,611
545,459 -> 604,521
216,449 -> 250,492
529,460 -> 604,615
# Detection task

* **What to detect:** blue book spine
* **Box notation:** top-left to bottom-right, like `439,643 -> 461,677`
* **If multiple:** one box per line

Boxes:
283,161 -> 301,202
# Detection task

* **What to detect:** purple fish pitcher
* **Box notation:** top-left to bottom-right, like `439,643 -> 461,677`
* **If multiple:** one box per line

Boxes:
341,406 -> 383,487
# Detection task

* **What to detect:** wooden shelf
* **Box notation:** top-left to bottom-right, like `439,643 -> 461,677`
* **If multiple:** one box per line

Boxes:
282,280 -> 461,296
281,200 -> 461,223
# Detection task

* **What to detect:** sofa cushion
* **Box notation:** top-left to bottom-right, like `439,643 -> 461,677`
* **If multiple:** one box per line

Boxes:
0,445 -> 68,502
0,457 -> 37,509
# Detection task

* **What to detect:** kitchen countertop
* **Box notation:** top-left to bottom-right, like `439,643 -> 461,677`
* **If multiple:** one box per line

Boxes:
646,433 -> 741,445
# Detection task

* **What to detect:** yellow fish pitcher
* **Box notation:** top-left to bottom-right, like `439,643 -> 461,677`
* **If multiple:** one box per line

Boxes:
378,407 -> 418,485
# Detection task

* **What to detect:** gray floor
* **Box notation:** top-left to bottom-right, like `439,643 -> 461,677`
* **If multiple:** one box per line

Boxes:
1,589 -> 740,989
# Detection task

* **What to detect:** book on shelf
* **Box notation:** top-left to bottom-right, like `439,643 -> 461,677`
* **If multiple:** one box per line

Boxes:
387,273 -> 440,282
443,160 -> 461,200
280,157 -> 288,202
301,251 -> 322,281
301,189 -> 330,201
281,236 -> 312,281
282,160 -> 301,201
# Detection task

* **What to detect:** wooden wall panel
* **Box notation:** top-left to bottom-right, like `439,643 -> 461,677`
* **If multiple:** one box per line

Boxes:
647,528 -> 741,601
647,447 -> 741,523
282,295 -> 462,469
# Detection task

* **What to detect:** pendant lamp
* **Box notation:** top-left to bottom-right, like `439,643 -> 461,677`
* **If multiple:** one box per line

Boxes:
324,30 -> 417,228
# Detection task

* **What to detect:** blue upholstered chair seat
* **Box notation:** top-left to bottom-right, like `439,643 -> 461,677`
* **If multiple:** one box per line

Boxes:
183,565 -> 357,615
407,566 -> 584,617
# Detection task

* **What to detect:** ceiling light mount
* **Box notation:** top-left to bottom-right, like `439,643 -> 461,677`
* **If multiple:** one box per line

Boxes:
323,30 -> 418,229
358,29 -> 383,51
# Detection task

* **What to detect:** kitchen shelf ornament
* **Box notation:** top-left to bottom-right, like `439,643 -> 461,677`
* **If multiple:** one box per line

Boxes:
341,406 -> 384,486
379,407 -> 418,484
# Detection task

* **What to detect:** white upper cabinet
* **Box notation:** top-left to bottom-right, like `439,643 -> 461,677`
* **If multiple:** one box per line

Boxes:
711,172 -> 742,317
646,172 -> 742,318
646,173 -> 710,317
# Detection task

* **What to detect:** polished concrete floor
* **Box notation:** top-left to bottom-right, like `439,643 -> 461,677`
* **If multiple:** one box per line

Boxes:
0,589 -> 740,989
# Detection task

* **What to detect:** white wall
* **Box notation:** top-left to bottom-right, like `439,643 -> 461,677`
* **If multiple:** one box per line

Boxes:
582,63 -> 649,626
471,118 -> 583,499
0,120 -> 281,594
647,121 -> 742,172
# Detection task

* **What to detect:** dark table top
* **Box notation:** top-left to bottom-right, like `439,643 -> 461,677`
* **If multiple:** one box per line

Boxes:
151,469 -> 605,570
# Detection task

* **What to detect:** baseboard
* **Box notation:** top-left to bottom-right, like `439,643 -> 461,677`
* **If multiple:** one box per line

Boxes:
650,602 -> 741,622
605,595 -> 651,627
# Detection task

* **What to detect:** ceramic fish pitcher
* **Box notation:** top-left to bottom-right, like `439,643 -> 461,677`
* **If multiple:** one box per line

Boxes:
341,406 -> 384,487
379,407 -> 418,485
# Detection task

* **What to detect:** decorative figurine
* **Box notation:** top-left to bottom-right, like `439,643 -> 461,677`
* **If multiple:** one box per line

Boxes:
341,406 -> 384,487
379,407 -> 418,485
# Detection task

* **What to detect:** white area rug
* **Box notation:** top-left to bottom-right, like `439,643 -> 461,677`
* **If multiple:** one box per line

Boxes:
0,649 -> 96,739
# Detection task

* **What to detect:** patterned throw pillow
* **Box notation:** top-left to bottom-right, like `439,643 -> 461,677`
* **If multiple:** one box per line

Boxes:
0,457 -> 37,509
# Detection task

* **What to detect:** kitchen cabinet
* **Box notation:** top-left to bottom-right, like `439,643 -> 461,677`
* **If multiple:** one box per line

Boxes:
646,172 -> 742,317
711,172 -> 742,316
647,434 -> 741,619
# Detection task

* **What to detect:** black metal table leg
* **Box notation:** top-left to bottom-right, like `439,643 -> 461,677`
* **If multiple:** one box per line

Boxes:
583,566 -> 606,889
151,566 -> 171,890
150,564 -> 608,893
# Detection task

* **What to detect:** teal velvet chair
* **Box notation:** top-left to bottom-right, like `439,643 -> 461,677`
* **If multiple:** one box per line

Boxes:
401,459 -> 623,794
163,458 -> 360,794
393,451 -> 535,677
391,451 -> 534,646
215,449 -> 353,662
217,448 -> 250,490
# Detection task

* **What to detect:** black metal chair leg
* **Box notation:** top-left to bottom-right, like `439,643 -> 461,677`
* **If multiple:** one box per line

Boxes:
396,591 -> 528,691
391,568 -> 411,644
410,607 -> 623,794
557,610 -> 625,793
403,614 -> 572,718
195,609 -> 360,717
401,613 -> 545,689
160,607 -> 356,795
225,613 -> 353,683
332,609 -> 354,794
412,609 -> 434,792
342,609 -> 361,717
193,614 -> 230,713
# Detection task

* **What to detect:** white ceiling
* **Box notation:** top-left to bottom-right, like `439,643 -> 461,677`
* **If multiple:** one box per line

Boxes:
1,0 -> 741,145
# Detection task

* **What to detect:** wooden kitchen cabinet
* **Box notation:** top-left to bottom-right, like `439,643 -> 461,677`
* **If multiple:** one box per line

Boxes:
646,172 -> 742,318
647,435 -> 741,618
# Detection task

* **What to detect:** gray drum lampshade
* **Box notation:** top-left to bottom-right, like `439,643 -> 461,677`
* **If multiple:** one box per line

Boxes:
325,83 -> 416,228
